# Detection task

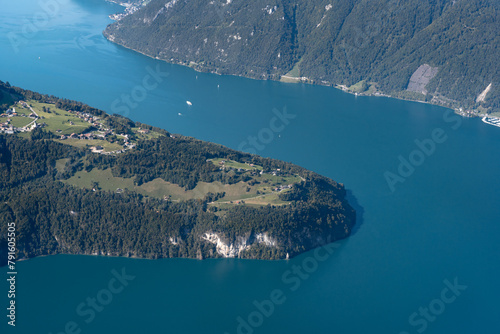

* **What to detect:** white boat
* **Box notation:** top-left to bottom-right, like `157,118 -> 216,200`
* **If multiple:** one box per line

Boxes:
186,101 -> 192,106
178,113 -> 182,116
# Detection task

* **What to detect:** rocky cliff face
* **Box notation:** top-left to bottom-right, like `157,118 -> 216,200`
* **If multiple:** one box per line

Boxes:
202,232 -> 278,258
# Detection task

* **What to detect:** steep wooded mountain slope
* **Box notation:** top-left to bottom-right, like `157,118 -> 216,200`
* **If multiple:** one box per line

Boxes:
104,0 -> 499,113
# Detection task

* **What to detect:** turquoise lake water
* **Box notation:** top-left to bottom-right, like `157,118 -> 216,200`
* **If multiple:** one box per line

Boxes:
1,0 -> 500,333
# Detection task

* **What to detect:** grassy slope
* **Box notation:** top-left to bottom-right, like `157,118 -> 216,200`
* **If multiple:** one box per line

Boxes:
29,101 -> 90,135
54,139 -> 123,152
61,162 -> 301,205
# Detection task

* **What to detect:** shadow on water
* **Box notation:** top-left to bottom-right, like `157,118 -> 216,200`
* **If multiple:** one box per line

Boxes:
346,189 -> 365,236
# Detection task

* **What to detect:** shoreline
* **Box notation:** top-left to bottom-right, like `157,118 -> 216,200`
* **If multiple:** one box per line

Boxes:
6,251 -> 292,267
103,33 -> 488,121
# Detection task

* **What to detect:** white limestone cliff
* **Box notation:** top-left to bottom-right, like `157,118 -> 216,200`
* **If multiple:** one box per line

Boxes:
201,232 -> 278,258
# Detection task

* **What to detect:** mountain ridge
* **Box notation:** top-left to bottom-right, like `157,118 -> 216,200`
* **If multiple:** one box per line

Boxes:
103,0 -> 500,116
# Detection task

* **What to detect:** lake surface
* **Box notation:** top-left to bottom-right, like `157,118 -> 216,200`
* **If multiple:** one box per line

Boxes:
1,1 -> 500,333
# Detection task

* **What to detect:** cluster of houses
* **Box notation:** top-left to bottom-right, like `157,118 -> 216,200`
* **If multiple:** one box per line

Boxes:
89,141 -> 136,155
72,110 -> 101,128
1,101 -> 147,156
0,109 -> 14,133
0,105 -> 41,133
60,128 -> 136,155
0,123 -> 15,134
456,107 -> 479,118
59,130 -> 111,140
1,107 -> 17,116
61,132 -> 88,140
56,112 -> 133,154
55,110 -> 144,155
274,184 -> 293,192
2,100 -> 169,156
58,112 -> 104,140
216,160 -> 261,173
215,160 -> 287,178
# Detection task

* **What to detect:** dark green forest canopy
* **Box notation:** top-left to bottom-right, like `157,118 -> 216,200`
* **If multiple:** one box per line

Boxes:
104,0 -> 499,113
0,81 -> 355,265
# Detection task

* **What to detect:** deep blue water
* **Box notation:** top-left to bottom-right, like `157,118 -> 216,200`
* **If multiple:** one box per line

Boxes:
1,0 -> 500,333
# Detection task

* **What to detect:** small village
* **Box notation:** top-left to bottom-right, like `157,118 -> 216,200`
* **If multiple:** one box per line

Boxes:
0,100 -> 139,155
0,103 -> 39,134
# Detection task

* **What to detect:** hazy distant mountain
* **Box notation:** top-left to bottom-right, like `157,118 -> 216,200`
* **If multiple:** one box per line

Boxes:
104,0 -> 499,114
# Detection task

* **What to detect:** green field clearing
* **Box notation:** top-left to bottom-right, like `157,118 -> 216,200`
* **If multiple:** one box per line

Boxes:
365,83 -> 377,94
61,156 -> 302,205
62,169 -> 252,201
284,59 -> 302,78
16,132 -> 31,139
10,117 -> 33,128
136,180 -> 255,201
13,105 -> 31,116
257,173 -> 301,185
131,127 -> 164,140
62,166 -> 289,204
28,100 -> 90,135
204,181 -> 258,201
211,158 -> 263,170
63,168 -> 136,192
243,192 -> 291,206
137,178 -> 192,199
211,190 -> 291,207
54,139 -> 123,152
136,180 -> 250,201
204,172 -> 301,203
55,158 -> 69,173
349,80 -> 369,93
162,180 -> 262,202
280,76 -> 301,83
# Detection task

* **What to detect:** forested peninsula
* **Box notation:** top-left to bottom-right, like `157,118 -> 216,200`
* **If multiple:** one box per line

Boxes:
0,81 -> 355,265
